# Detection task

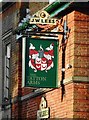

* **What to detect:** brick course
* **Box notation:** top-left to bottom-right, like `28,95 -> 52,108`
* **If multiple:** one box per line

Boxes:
73,83 -> 89,119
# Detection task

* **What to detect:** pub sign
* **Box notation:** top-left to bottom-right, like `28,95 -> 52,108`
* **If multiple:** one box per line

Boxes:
22,37 -> 59,88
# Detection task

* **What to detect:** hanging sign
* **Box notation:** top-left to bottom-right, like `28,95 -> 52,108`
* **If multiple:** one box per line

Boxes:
22,37 -> 59,88
30,10 -> 57,25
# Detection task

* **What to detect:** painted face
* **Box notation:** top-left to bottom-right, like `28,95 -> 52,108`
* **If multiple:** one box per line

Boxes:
41,64 -> 47,71
32,53 -> 39,59
35,58 -> 41,64
36,64 -> 41,70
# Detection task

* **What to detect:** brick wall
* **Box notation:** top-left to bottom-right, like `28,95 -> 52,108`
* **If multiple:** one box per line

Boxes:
73,83 -> 89,119
74,10 -> 89,77
2,3 -> 21,99
73,10 -> 89,119
65,11 -> 75,80
29,2 -> 48,15
20,83 -> 74,119
46,83 -> 74,118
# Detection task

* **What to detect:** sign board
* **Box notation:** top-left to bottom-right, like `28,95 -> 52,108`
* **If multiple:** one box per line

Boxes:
30,10 -> 57,25
22,37 -> 59,88
37,97 -> 49,119
37,108 -> 49,119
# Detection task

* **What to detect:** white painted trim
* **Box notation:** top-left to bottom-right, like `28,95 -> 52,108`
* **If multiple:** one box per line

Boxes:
64,76 -> 89,84
2,31 -> 12,40
22,37 -> 26,87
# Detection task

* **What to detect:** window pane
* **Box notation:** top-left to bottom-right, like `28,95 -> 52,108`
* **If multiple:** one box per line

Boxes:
6,77 -> 9,88
6,58 -> 9,68
4,43 -> 11,99
4,88 -> 9,98
6,67 -> 9,78
6,44 -> 11,58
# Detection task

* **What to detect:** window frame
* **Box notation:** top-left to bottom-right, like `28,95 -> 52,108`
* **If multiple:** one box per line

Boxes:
2,33 -> 11,103
4,43 -> 11,100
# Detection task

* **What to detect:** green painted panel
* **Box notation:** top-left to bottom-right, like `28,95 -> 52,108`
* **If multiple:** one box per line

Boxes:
50,2 -> 71,18
25,38 -> 59,88
44,0 -> 61,13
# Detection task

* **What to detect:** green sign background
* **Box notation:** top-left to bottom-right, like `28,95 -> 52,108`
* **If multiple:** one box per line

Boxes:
24,37 -> 59,88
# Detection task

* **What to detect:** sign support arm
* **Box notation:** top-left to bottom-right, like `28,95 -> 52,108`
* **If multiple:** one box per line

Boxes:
22,37 -> 26,87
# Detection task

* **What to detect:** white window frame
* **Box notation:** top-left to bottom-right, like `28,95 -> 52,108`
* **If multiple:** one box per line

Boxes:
4,43 -> 11,100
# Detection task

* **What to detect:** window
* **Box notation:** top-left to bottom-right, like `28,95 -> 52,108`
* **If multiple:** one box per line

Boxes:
4,43 -> 11,100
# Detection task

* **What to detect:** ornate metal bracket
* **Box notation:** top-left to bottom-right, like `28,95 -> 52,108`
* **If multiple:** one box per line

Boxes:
13,9 -> 70,41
